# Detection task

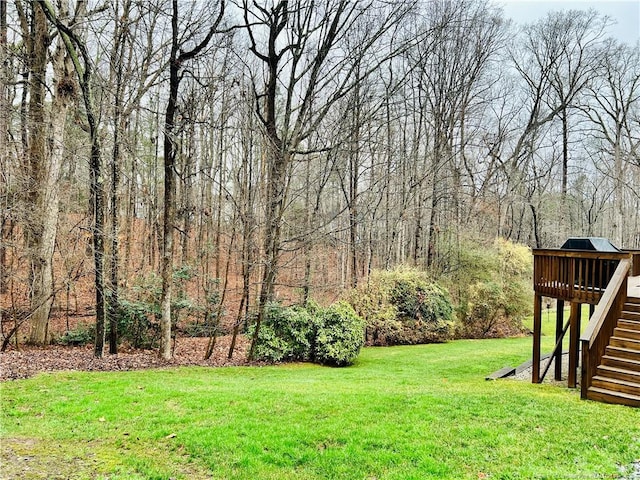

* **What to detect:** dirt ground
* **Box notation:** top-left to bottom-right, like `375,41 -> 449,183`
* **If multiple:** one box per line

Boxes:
0,335 -> 250,382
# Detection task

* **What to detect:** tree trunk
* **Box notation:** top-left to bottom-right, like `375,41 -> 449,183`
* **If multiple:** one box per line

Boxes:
39,0 -> 108,358
302,160 -> 312,304
108,86 -> 122,355
31,38 -> 74,346
90,127 -> 107,358
348,122 -> 360,288
160,1 -> 180,360
613,127 -> 624,246
26,4 -> 50,344
0,0 -> 7,297
160,0 -> 224,360
250,149 -> 287,359
229,106 -> 255,360
107,3 -> 132,354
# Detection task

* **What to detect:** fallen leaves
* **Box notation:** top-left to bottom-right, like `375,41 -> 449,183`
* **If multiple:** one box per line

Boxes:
0,336 -> 250,381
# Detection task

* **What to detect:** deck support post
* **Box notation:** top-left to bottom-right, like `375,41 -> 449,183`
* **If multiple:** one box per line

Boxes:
568,302 -> 581,388
554,300 -> 564,381
532,294 -> 542,383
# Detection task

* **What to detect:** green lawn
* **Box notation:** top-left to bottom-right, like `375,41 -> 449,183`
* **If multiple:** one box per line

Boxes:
1,337 -> 639,479
523,303 -> 593,338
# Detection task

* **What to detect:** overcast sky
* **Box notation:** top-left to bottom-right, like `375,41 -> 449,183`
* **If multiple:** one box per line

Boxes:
500,0 -> 640,45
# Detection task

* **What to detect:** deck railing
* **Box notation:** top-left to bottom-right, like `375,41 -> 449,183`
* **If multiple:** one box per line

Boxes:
579,258 -> 631,399
533,250 -> 629,304
625,250 -> 640,276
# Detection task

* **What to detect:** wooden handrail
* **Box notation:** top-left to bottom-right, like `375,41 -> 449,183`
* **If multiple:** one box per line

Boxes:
579,258 -> 630,399
581,258 -> 631,347
624,250 -> 640,276
533,249 -> 628,260
533,249 -> 629,304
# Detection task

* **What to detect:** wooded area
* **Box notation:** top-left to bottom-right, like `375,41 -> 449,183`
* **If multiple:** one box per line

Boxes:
1,0 -> 639,359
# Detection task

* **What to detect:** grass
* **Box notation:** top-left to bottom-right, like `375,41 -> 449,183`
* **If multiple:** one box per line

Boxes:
522,303 -> 593,338
1,337 -> 639,479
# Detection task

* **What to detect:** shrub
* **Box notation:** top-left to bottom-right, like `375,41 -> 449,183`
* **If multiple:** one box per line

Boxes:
248,303 -> 318,362
182,280 -> 224,338
114,268 -> 206,348
57,323 -> 95,346
347,267 -> 454,346
249,301 -> 365,366
454,238 -> 532,338
117,299 -> 160,349
313,302 -> 365,367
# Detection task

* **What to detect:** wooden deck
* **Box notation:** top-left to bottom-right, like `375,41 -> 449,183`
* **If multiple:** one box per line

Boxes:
629,275 -> 640,299
531,249 -> 640,406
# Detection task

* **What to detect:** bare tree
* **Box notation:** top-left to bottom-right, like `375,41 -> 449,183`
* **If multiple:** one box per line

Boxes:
544,10 -> 609,233
581,40 -> 640,246
243,0 -> 414,358
409,0 -> 506,268
39,0 -> 108,357
16,1 -> 50,344
13,1 -> 75,345
506,10 -> 608,244
159,0 -> 224,360
0,0 -> 9,306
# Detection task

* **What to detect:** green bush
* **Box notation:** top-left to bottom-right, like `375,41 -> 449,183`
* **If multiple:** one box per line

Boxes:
183,280 -> 224,338
116,299 -> 160,349
57,323 -> 95,346
113,268 -> 207,348
249,301 -> 365,367
454,238 -> 532,339
347,267 -> 454,346
248,303 -> 318,362
313,302 -> 365,367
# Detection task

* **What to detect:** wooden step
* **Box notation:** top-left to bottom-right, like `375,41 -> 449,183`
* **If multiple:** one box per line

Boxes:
613,327 -> 640,341
618,319 -> 640,331
624,302 -> 640,312
587,386 -> 640,407
608,336 -> 640,350
601,354 -> 640,371
622,310 -> 640,321
596,365 -> 640,384
605,346 -> 640,362
591,376 -> 640,396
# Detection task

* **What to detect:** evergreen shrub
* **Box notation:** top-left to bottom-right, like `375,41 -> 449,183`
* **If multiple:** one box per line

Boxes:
249,301 -> 365,366
113,267 -> 203,349
314,302 -> 365,366
248,303 -> 317,362
182,281 -> 223,338
57,322 -> 95,346
117,298 -> 160,349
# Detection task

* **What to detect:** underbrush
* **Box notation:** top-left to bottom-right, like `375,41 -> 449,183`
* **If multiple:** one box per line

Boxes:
346,266 -> 454,346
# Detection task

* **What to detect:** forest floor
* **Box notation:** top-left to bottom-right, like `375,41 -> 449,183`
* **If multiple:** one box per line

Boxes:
0,335 -> 251,381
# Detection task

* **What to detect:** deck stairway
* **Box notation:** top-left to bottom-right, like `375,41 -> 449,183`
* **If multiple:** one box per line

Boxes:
588,297 -> 640,407
533,248 -> 640,406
